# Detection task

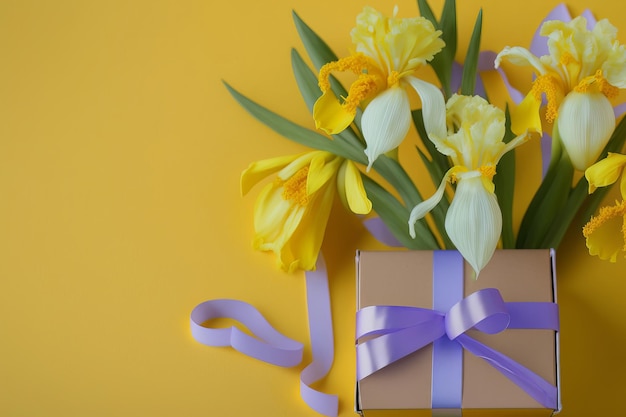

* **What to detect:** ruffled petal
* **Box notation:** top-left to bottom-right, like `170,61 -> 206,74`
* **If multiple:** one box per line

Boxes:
338,160 -> 372,215
444,174 -> 502,276
313,90 -> 356,135
241,153 -> 302,196
557,91 -> 615,170
362,86 -> 411,170
585,152 -> 626,193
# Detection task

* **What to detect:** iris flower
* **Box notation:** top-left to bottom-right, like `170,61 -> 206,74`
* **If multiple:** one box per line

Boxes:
583,152 -> 626,261
495,16 -> 626,170
408,95 -> 531,275
313,6 -> 446,170
241,151 -> 371,272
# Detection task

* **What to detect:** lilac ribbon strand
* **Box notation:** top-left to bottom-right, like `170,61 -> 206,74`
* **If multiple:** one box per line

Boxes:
190,256 -> 338,417
355,251 -> 559,410
300,255 -> 339,417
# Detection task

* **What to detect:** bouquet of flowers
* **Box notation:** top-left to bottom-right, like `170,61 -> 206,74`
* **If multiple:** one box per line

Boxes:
230,0 -> 626,274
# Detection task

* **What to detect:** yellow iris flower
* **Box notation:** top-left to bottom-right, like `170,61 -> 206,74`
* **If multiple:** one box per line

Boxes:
408,95 -> 531,275
241,151 -> 371,272
495,16 -> 626,170
313,6 -> 446,170
583,152 -> 626,261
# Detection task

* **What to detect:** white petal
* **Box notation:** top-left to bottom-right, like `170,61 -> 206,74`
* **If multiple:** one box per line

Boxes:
445,175 -> 501,276
362,86 -> 411,170
557,92 -> 615,170
408,168 -> 455,238
404,76 -> 447,144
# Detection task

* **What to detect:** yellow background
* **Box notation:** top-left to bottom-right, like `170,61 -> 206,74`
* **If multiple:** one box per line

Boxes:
1,0 -> 624,415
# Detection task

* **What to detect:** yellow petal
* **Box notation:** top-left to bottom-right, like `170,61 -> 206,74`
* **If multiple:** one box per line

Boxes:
306,153 -> 341,195
511,91 -> 543,136
253,182 -> 305,253
313,90 -> 355,135
279,183 -> 336,272
241,153 -> 301,196
583,201 -> 626,262
338,160 -> 372,215
557,91 -> 615,170
585,152 -> 626,193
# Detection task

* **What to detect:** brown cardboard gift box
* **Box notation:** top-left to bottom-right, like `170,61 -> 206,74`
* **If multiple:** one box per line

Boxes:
355,250 -> 561,417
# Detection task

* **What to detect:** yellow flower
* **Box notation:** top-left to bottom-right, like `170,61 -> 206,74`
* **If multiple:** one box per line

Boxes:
313,6 -> 446,170
495,17 -> 626,170
241,151 -> 371,272
408,95 -> 531,275
583,152 -> 626,261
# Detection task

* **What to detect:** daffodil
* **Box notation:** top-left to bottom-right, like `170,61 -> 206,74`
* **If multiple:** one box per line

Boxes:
408,95 -> 531,275
495,16 -> 626,170
583,152 -> 626,261
313,6 -> 446,170
241,150 -> 371,272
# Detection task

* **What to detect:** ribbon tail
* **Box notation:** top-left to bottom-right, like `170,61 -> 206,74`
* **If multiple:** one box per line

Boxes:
456,334 -> 558,409
506,302 -> 560,330
300,255 -> 339,417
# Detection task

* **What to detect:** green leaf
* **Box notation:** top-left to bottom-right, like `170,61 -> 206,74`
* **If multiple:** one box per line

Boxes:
224,81 -> 365,163
494,107 -> 517,248
361,175 -> 439,249
417,0 -> 437,25
438,0 -> 457,64
292,10 -> 338,71
540,175 -> 587,248
291,48 -> 321,113
412,110 -> 451,177
460,9 -> 483,96
418,0 -> 457,97
516,146 -> 574,248
371,154 -> 425,208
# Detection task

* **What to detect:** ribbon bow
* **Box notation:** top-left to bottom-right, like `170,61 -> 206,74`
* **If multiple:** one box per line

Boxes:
356,287 -> 559,409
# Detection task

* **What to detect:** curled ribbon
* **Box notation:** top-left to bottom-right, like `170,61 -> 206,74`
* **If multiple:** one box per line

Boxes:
356,287 -> 560,409
190,256 -> 338,417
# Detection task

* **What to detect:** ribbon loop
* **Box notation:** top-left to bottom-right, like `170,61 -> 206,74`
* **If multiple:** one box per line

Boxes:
445,288 -> 510,340
190,299 -> 304,367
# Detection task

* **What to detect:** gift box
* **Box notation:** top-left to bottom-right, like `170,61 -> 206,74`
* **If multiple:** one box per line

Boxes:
355,250 -> 561,417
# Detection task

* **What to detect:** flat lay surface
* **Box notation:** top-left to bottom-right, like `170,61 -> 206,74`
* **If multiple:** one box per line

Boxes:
1,0 -> 625,415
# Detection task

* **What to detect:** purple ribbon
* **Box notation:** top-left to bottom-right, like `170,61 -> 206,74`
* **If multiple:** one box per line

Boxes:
190,256 -> 338,416
356,251 -> 559,410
